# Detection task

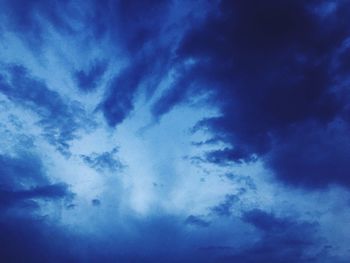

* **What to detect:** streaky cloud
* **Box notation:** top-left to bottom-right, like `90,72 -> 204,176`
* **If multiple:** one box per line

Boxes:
0,64 -> 94,155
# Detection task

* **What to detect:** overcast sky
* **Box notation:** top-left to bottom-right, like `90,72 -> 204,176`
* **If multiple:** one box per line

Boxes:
0,0 -> 350,262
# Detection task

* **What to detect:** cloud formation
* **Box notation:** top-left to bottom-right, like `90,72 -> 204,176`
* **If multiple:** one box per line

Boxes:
0,0 -> 349,262
0,152 -> 72,207
74,60 -> 108,92
0,65 -> 94,155
80,148 -> 124,173
226,209 -> 321,263
153,0 -> 350,189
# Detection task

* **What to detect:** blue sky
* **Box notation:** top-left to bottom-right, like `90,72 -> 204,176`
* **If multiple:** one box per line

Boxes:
0,0 -> 350,262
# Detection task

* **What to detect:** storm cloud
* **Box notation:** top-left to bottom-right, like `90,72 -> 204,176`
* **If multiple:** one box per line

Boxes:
0,0 -> 349,262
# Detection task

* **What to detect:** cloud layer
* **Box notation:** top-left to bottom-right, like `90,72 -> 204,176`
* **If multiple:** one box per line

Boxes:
0,0 -> 349,262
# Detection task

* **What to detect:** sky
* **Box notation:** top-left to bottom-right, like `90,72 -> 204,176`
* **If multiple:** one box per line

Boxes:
0,0 -> 350,262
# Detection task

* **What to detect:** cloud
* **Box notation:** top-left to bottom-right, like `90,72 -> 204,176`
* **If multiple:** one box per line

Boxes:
0,64 -> 94,155
266,120 -> 350,188
80,147 -> 124,173
74,60 -> 108,92
0,152 -> 47,188
0,211 -> 220,263
0,1 -> 348,262
0,0 -> 75,51
243,209 -> 292,232
0,183 -> 70,208
91,0 -> 172,53
0,151 -> 75,261
184,215 -> 211,227
90,0 -> 181,127
101,58 -> 149,126
211,194 -> 239,217
0,180 -> 334,263
91,198 -> 101,206
0,215 -> 77,263
223,209 -> 322,263
0,152 -> 72,208
151,0 -> 350,189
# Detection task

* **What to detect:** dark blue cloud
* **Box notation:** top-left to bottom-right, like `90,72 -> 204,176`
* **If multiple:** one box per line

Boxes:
184,215 -> 211,227
101,59 -> 148,126
152,0 -> 350,189
101,48 -> 172,126
0,65 -> 93,155
91,198 -> 101,206
0,0 -> 74,51
0,212 -> 217,262
151,69 -> 198,118
87,0 -> 177,126
243,209 -> 292,232
205,147 -> 257,165
0,152 -> 47,188
90,0 -> 172,53
0,215 -> 77,263
266,120 -> 350,188
0,192 -> 332,263
0,151 -> 76,262
74,60 -> 108,92
211,194 -> 239,217
0,183 -> 70,208
0,152 -> 72,207
80,147 -> 124,173
222,209 -> 322,263
0,1 -> 348,262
